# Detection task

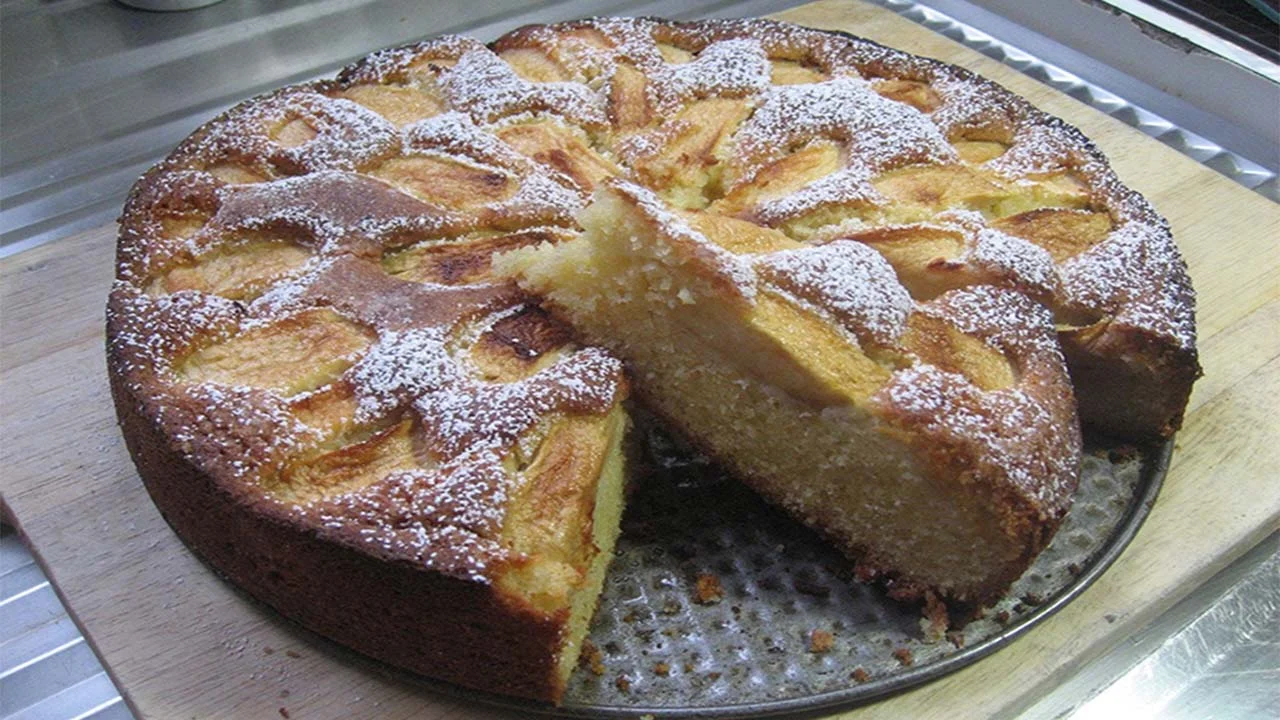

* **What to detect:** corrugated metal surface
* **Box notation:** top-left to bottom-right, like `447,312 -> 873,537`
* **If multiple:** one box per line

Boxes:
1,525 -> 131,720
865,0 -> 1278,199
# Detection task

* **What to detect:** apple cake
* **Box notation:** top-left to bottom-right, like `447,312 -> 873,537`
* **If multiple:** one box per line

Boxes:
107,16 -> 1199,703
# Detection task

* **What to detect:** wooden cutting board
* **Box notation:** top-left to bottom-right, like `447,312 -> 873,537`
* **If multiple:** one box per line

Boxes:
3,1 -> 1278,717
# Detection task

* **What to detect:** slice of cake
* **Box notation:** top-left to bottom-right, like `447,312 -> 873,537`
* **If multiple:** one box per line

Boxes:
498,180 -> 1082,606
109,162 -> 632,702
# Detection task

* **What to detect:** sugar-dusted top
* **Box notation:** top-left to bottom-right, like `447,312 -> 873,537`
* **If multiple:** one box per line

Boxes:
109,15 -> 1196,585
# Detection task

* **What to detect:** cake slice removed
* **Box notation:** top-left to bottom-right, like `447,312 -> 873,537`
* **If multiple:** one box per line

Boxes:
497,180 -> 1082,607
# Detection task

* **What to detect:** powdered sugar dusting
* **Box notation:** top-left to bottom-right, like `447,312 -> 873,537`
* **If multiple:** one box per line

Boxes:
876,364 -> 1078,515
443,48 -> 607,128
414,345 -> 623,457
732,78 -> 958,184
755,240 -> 913,347
400,111 -> 588,216
404,111 -> 534,170
186,90 -> 400,176
935,210 -> 1058,300
753,165 -> 885,226
350,326 -> 454,424
1061,220 -> 1196,348
988,121 -> 1078,178
108,284 -> 243,382
921,284 -> 1059,357
164,383 -> 321,481
338,35 -> 484,86
309,460 -> 508,581
647,38 -> 770,112
928,71 -> 1016,137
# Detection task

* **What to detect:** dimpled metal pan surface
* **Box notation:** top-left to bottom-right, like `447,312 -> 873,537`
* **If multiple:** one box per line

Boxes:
402,426 -> 1167,717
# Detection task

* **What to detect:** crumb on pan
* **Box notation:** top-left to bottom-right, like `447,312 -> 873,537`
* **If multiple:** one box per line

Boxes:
579,639 -> 605,676
808,629 -> 835,653
694,573 -> 724,604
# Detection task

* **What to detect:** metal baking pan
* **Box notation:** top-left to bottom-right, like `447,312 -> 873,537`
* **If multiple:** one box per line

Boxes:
404,426 -> 1169,717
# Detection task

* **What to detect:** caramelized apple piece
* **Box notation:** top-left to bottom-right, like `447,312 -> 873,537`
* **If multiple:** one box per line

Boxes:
901,312 -> 1014,391
495,122 -> 621,192
849,226 -> 969,300
770,59 -> 826,84
953,139 -> 1009,164
373,155 -> 513,208
151,238 -> 311,300
657,43 -> 694,64
180,308 -> 373,396
608,63 -> 653,129
273,117 -> 318,148
994,207 -> 1112,263
336,84 -> 444,127
873,79 -> 942,113
385,228 -> 571,285
279,419 -> 421,495
501,48 -> 569,82
206,164 -> 268,184
469,305 -> 572,382
714,142 -> 842,218
631,98 -> 753,208
681,210 -> 802,255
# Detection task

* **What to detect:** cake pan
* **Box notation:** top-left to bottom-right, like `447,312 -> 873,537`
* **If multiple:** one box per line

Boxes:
401,428 -> 1169,717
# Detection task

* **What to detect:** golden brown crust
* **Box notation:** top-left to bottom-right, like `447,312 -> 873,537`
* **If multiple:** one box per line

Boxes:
108,364 -> 568,700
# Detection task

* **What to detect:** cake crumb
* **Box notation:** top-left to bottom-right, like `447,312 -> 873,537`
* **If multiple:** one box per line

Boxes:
278,708 -> 290,719
994,610 -> 1011,625
1022,592 -> 1044,606
285,650 -> 301,659
808,629 -> 834,653
946,630 -> 965,649
1068,562 -> 1083,576
263,646 -> 274,655
707,671 -> 722,681
851,667 -> 870,682
694,573 -> 724,604
921,592 -> 949,642
614,674 -> 631,693
892,647 -> 914,667
579,639 -> 605,676
654,661 -> 670,676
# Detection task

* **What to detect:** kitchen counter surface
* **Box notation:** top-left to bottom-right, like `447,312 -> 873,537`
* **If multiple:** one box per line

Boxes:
2,1 -> 1277,718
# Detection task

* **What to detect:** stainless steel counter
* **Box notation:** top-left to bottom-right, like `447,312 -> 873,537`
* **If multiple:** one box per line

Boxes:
0,0 -> 810,257
1,1 -> 1276,718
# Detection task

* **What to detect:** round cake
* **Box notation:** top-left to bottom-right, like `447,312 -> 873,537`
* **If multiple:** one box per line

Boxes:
107,17 -> 1199,703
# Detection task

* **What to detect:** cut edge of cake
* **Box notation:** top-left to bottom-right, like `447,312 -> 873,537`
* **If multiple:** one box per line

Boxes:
496,180 -> 1083,609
